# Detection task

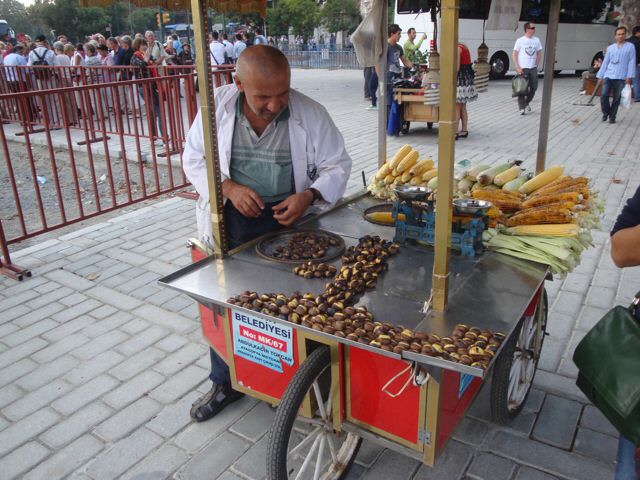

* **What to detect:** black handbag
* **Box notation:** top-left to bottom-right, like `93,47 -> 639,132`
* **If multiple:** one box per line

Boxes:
511,74 -> 528,97
573,292 -> 640,444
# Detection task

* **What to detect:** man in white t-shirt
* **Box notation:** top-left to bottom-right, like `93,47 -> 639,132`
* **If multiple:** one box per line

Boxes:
512,22 -> 543,115
209,31 -> 227,65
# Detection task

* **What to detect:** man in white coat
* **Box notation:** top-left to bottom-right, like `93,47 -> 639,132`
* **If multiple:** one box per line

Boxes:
182,45 -> 352,421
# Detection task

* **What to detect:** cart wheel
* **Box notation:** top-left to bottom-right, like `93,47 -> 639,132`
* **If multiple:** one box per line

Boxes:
401,121 -> 410,134
490,288 -> 548,424
267,345 -> 361,480
427,122 -> 433,129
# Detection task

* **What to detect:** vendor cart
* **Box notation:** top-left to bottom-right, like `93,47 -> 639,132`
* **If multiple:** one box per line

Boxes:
394,87 -> 439,135
159,193 -> 550,478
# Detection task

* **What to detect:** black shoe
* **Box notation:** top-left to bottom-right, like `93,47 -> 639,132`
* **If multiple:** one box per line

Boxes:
190,384 -> 244,422
602,114 -> 608,122
609,118 -> 616,124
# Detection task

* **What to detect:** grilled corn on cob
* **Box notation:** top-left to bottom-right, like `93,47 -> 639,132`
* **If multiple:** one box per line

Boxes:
507,208 -> 572,227
522,192 -> 583,209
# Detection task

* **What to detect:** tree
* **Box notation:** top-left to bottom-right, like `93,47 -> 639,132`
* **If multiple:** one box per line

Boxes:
0,0 -> 31,36
320,0 -> 360,35
266,0 -> 319,37
619,0 -> 640,30
126,7 -> 157,35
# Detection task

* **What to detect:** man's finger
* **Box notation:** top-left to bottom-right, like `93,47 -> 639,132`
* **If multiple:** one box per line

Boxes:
246,189 -> 265,210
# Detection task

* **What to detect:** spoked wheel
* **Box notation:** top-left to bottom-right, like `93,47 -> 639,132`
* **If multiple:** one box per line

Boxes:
401,121 -> 410,134
267,345 -> 361,480
490,288 -> 548,424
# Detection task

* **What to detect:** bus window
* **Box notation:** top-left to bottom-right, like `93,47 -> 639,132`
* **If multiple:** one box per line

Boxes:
520,0 -> 548,24
560,0 -> 611,24
396,0 -> 433,15
459,0 -> 490,20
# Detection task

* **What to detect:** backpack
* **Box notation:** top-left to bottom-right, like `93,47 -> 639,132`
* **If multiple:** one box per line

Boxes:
32,48 -> 52,80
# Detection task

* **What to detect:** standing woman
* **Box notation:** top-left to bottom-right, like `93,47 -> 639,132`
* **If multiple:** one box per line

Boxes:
130,37 -> 163,143
455,42 -> 477,139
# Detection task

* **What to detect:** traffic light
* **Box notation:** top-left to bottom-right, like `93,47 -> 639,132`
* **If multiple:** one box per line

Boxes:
162,12 -> 170,24
156,13 -> 161,28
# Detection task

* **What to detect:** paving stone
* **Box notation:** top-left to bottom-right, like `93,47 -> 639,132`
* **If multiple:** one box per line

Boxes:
85,428 -> 163,480
60,292 -> 90,307
109,347 -> 166,381
3,318 -> 58,347
466,383 -> 491,423
71,330 -> 129,361
580,405 -> 618,437
0,384 -> 23,409
514,466 -> 559,480
64,349 -> 125,385
154,333 -> 189,353
551,291 -> 584,317
575,305 -> 609,332
488,430 -> 613,480
23,435 -> 104,480
231,433 -> 268,480
2,379 -> 72,421
0,290 -> 40,314
508,410 -> 537,436
561,273 -> 592,295
32,333 -> 89,363
466,452 -> 518,480
591,268 -> 620,288
174,396 -> 258,453
174,431 -> 250,480
45,268 -> 97,291
162,295 -> 195,313
573,427 -> 617,464
0,441 -> 50,480
219,472 -> 248,480
532,394 -> 582,449
103,370 -> 165,410
119,318 -> 151,335
103,247 -> 153,266
148,364 -> 207,404
585,286 -> 616,309
342,463 -> 366,480
89,304 -> 118,320
451,417 -> 490,446
51,374 -> 119,415
145,390 -> 200,438
42,316 -> 96,342
152,342 -> 206,376
114,325 -> 169,356
120,444 -> 189,480
532,370 -> 587,403
0,357 -> 39,388
80,311 -> 133,338
0,304 -> 30,325
353,440 -> 385,468
360,448 -> 420,480
0,407 -> 59,456
84,285 -> 143,311
26,286 -> 75,310
12,302 -> 66,328
40,402 -> 113,449
0,322 -> 19,338
0,337 -> 46,370
94,396 -> 162,442
544,311 -> 576,341
52,299 -> 102,323
133,304 -> 196,333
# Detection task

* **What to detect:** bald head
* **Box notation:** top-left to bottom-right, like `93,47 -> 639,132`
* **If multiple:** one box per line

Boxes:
235,45 -> 290,83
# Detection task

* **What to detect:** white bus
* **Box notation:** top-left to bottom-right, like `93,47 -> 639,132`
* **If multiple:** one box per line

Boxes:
395,0 -> 618,78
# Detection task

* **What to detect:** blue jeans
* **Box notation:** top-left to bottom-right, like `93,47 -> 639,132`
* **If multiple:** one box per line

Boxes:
615,435 -> 639,480
633,65 -> 640,102
600,78 -> 625,120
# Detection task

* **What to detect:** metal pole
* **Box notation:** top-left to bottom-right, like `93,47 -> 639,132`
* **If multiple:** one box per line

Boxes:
535,0 -> 560,173
377,0 -> 388,167
191,0 -> 228,256
431,0 -> 458,312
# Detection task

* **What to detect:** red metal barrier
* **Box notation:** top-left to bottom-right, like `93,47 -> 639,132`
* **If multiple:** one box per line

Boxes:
0,65 -> 235,280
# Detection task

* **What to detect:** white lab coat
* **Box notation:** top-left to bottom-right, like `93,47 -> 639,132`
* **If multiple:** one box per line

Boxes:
182,83 -> 352,247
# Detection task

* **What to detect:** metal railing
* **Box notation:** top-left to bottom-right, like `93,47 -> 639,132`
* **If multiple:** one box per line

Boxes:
0,65 -> 234,279
281,50 -> 360,70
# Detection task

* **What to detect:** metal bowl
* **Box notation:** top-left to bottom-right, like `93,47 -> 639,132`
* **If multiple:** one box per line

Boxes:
453,198 -> 493,215
393,185 -> 431,201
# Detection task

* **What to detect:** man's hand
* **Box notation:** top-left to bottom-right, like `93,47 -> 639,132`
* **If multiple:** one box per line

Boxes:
626,78 -> 632,85
222,180 -> 264,217
272,191 -> 314,226
421,33 -> 427,40
516,66 -> 523,75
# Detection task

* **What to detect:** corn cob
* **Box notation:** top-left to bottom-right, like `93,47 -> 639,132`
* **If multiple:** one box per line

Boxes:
397,149 -> 420,173
515,201 -> 578,218
494,166 -> 521,186
421,168 -> 438,182
466,164 -> 490,181
522,192 -> 583,209
409,176 -> 423,186
507,208 -> 572,227
530,176 -> 588,197
486,205 -> 502,219
374,163 -> 392,180
477,163 -> 512,186
366,211 -> 405,224
458,177 -> 475,194
384,174 -> 395,185
472,183 -> 500,192
393,176 -> 403,185
392,168 -> 399,177
502,176 -> 528,192
506,223 -> 580,237
472,190 -> 523,212
388,145 -> 413,170
528,175 -> 569,194
518,165 -> 564,194
531,181 -> 590,200
409,158 -> 435,176
427,176 -> 438,190
400,170 -> 412,183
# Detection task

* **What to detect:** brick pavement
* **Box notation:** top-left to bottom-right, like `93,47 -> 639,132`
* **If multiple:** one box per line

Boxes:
1,70 -> 639,479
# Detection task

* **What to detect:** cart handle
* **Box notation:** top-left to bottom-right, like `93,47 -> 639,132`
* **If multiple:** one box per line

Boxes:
382,362 -> 430,398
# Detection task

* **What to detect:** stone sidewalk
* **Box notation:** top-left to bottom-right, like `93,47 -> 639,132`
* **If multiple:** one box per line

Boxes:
1,70 -> 640,480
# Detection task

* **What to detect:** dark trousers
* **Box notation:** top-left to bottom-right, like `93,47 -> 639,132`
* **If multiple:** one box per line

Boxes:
601,78 -> 625,121
368,70 -> 379,107
209,200 -> 284,385
364,67 -> 374,98
517,67 -> 539,110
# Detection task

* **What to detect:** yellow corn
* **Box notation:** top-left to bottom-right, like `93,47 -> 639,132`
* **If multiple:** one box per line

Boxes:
388,145 -> 413,170
392,168 -> 399,177
374,163 -> 392,180
522,192 -> 583,209
400,171 -> 412,183
366,212 -> 405,224
518,165 -> 564,194
384,174 -> 395,185
409,158 -> 435,176
471,190 -> 522,212
421,168 -> 438,182
397,149 -> 419,173
493,166 -> 521,186
409,177 -> 423,186
506,223 -> 580,237
530,176 -> 589,198
477,163 -> 511,186
506,208 -> 572,227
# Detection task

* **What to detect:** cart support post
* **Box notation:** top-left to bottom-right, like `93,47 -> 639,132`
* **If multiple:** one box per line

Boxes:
431,0 -> 459,312
377,0 -> 389,168
534,0 -> 561,174
191,0 -> 228,256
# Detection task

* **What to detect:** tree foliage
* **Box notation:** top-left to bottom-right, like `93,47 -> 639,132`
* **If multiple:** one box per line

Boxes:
0,0 -> 31,36
320,0 -> 360,34
265,0 -> 318,37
